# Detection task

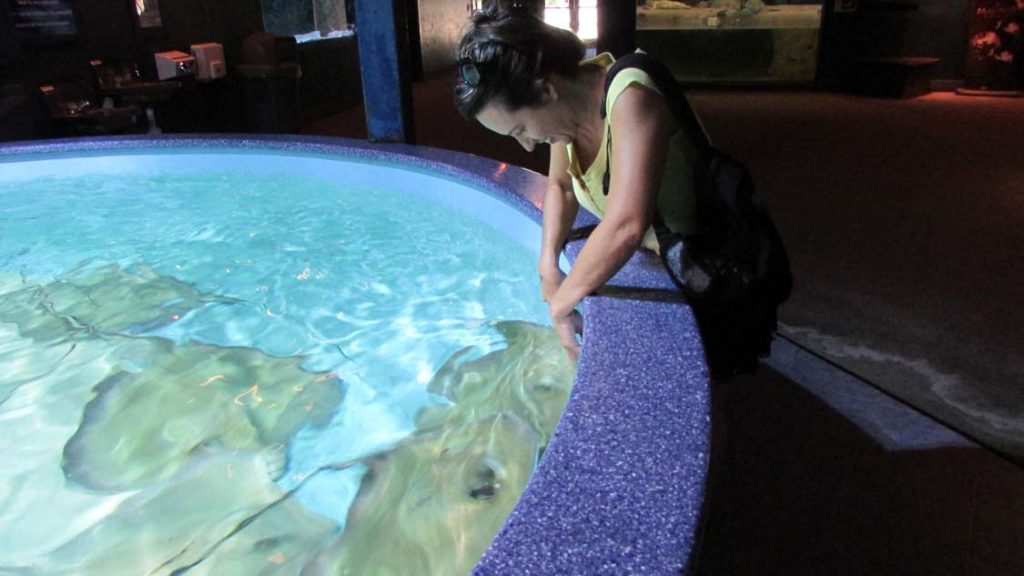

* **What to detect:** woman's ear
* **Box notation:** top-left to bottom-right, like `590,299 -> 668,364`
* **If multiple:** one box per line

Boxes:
537,79 -> 558,104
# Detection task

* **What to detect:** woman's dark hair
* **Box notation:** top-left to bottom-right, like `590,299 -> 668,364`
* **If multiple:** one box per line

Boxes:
454,3 -> 586,120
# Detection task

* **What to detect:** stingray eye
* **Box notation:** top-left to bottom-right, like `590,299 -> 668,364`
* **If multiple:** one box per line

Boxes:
467,458 -> 502,500
469,483 -> 497,500
253,536 -> 284,551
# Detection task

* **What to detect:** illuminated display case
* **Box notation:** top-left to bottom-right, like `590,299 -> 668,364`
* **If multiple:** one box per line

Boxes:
635,0 -> 823,84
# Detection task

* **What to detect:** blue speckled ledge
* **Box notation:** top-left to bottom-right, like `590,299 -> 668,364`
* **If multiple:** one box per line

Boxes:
0,135 -> 711,575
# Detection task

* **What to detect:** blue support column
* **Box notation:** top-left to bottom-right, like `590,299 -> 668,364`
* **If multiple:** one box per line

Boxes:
355,0 -> 416,143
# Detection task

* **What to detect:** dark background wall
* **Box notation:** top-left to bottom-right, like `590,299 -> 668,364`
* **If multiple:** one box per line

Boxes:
0,0 -> 363,138
0,1 -> 21,81
416,0 -> 470,76
297,35 -> 362,120
820,0 -> 973,88
903,0 -> 972,80
0,0 -> 986,141
2,0 -> 263,86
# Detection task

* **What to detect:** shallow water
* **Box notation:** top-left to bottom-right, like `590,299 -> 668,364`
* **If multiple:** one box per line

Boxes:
0,167 -> 574,574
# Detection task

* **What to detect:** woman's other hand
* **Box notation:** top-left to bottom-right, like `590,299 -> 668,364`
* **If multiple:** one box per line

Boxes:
550,305 -> 583,363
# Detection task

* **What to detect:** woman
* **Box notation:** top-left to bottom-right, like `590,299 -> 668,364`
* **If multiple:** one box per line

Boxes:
455,4 -> 786,375
456,6 -> 703,360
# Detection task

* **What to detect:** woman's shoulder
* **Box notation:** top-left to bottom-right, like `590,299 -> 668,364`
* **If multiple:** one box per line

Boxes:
604,69 -> 666,121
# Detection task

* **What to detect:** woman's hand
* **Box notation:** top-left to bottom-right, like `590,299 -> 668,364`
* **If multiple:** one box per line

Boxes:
549,299 -> 583,363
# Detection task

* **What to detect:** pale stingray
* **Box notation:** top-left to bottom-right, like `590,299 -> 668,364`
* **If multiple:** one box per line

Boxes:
33,452 -> 337,576
0,263 -> 238,343
303,321 -> 575,575
417,320 -> 575,449
62,338 -> 344,491
302,413 -> 540,576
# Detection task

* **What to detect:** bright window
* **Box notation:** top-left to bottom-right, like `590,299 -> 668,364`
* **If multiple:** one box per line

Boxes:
544,0 -> 597,42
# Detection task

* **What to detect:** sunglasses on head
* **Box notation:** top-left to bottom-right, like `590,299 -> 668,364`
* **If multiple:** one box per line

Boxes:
458,58 -> 483,87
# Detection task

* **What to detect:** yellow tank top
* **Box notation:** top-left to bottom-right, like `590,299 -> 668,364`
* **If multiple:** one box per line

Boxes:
566,53 -> 699,252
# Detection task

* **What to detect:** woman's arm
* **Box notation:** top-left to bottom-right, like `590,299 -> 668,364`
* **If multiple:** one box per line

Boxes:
547,84 -> 677,358
539,142 -> 579,302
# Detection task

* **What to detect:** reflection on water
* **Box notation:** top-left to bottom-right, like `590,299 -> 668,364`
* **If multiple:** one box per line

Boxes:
0,264 -> 574,574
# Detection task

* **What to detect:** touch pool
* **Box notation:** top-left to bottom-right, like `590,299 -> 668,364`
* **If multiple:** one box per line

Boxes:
0,136 -> 712,576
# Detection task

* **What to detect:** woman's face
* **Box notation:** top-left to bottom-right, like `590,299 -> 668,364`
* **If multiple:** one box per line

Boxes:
476,96 -> 573,152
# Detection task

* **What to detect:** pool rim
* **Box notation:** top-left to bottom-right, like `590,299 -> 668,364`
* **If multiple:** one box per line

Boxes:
0,134 -> 711,576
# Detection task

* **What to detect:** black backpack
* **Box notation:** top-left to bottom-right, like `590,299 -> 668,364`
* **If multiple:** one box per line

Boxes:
601,52 -> 793,376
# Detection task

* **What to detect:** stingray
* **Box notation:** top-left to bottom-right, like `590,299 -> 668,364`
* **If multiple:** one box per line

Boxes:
62,338 -> 345,491
0,329 -> 149,565
300,322 -> 574,575
176,492 -> 338,576
301,413 -> 539,576
29,452 -> 337,576
416,320 -> 575,449
0,263 -> 238,343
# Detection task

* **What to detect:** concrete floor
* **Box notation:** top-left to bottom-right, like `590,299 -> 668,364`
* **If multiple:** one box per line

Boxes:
699,339 -> 1024,576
